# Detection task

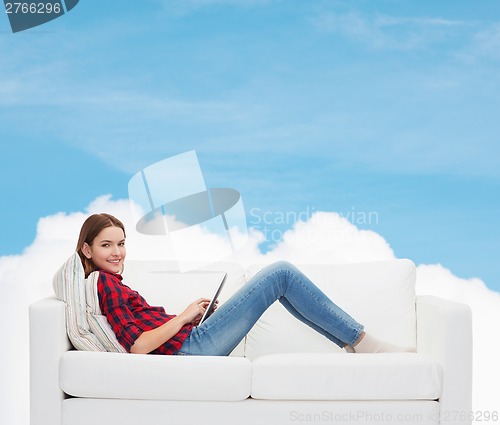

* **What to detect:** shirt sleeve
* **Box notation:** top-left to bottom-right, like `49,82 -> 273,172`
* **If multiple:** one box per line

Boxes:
98,273 -> 143,352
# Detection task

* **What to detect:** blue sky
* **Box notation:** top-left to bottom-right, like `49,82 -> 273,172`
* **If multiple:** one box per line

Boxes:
1,0 -> 499,290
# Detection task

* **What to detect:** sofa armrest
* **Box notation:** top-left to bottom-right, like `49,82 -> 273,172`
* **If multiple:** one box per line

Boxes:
416,295 -> 472,425
30,296 -> 72,425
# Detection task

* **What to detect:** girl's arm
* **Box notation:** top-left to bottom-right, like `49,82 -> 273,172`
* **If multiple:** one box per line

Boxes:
130,298 -> 210,354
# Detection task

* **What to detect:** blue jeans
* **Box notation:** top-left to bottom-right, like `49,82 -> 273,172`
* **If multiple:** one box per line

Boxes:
176,261 -> 364,356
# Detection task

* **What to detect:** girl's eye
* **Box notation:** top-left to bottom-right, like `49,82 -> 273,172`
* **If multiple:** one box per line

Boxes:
119,242 -> 125,246
101,244 -> 110,248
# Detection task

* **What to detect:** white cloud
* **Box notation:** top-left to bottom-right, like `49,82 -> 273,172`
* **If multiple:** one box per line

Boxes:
257,211 -> 395,264
374,16 -> 466,28
459,22 -> 500,63
311,10 -> 469,51
153,0 -> 275,17
1,195 -> 499,425
474,23 -> 500,55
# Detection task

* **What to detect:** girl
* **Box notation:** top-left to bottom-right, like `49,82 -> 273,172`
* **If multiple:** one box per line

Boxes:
76,213 -> 411,356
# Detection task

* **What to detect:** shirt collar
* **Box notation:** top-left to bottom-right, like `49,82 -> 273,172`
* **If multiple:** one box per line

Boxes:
97,269 -> 123,281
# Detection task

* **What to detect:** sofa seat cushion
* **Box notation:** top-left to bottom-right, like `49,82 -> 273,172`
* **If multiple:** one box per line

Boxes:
251,353 -> 442,400
60,351 -> 252,401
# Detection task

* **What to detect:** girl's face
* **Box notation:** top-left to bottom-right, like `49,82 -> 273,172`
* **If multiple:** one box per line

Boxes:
82,226 -> 126,274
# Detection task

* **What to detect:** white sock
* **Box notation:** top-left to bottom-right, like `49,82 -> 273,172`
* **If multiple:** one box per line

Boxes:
344,344 -> 355,353
352,333 -> 414,353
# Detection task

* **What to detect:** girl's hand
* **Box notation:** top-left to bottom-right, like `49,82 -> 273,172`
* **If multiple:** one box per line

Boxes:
177,298 -> 210,325
191,300 -> 219,326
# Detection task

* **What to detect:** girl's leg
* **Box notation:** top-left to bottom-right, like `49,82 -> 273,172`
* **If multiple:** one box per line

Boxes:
278,297 -> 346,347
176,261 -> 364,356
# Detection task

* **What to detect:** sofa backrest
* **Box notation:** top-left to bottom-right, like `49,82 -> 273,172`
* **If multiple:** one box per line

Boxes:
122,260 -> 246,312
122,260 -> 248,355
122,259 -> 416,359
244,259 -> 417,360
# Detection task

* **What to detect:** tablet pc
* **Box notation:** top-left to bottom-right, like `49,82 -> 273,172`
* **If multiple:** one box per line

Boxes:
199,272 -> 227,325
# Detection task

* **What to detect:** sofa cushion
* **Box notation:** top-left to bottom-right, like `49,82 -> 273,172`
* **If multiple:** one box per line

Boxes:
84,271 -> 127,353
52,253 -> 106,351
244,260 -> 417,359
251,353 -> 442,400
60,351 -> 252,401
121,260 -> 246,313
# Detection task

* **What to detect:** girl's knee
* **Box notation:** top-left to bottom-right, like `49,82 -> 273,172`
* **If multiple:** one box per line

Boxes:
271,260 -> 297,274
257,261 -> 299,285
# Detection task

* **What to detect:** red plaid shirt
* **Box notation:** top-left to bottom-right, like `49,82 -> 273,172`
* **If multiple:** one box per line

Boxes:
97,270 -> 193,355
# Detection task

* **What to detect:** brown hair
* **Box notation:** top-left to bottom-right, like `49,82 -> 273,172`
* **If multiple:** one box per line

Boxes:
76,213 -> 126,277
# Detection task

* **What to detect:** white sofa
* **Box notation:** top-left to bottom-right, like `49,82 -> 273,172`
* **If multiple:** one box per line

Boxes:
30,259 -> 472,425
